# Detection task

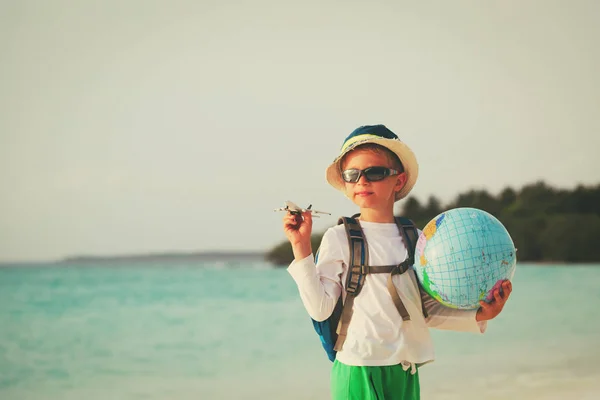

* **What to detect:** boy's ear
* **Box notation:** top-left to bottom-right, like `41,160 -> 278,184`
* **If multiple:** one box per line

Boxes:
395,172 -> 408,192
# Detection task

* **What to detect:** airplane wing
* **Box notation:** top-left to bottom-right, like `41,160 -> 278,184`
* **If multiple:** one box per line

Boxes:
311,210 -> 331,215
275,201 -> 330,216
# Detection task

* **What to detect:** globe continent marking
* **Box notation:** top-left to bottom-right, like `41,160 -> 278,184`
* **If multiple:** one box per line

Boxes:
413,208 -> 517,310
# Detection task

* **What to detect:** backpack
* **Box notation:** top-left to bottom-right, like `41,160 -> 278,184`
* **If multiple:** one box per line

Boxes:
311,214 -> 429,362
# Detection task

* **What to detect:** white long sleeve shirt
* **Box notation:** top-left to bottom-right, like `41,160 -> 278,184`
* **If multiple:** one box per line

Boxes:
288,220 -> 487,367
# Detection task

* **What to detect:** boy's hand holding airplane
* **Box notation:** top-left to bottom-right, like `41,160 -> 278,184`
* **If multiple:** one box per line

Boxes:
277,201 -> 330,261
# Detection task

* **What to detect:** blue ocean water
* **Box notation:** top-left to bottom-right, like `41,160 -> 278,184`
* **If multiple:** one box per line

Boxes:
1,262 -> 599,400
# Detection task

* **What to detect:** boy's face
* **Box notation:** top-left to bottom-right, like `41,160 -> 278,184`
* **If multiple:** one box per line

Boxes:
341,148 -> 407,211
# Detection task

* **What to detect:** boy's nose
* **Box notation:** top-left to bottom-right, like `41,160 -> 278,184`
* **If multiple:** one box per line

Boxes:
357,175 -> 370,185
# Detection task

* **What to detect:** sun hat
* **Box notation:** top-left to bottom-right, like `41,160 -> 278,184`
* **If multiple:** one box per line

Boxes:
325,124 -> 419,201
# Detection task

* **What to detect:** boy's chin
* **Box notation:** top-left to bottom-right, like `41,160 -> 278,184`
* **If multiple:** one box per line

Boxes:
353,197 -> 384,209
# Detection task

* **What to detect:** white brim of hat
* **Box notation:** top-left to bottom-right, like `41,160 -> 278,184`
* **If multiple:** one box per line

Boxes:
325,137 -> 419,201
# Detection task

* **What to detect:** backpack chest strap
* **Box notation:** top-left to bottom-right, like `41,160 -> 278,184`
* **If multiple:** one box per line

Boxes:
351,264 -> 397,275
355,263 -> 413,321
353,262 -> 413,322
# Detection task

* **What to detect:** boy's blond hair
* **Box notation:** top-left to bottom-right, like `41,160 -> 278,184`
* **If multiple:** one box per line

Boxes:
340,143 -> 405,173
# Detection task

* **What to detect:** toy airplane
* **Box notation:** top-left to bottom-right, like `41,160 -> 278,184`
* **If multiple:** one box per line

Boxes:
274,201 -> 331,218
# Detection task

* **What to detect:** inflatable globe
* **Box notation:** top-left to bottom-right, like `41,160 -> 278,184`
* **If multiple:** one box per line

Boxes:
413,208 -> 517,310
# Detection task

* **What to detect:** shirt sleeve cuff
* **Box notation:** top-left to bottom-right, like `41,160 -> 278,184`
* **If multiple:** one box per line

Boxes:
287,254 -> 315,283
464,309 -> 488,334
471,310 -> 488,334
477,320 -> 488,334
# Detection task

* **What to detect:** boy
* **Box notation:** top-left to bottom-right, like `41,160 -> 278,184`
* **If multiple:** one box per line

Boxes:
282,125 -> 512,400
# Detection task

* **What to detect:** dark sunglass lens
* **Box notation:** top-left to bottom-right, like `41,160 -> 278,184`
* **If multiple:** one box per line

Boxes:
342,169 -> 361,182
364,167 -> 388,181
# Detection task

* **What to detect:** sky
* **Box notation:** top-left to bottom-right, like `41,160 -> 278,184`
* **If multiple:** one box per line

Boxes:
1,0 -> 599,262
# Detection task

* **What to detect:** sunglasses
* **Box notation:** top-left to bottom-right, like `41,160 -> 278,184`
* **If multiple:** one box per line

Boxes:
341,166 -> 401,183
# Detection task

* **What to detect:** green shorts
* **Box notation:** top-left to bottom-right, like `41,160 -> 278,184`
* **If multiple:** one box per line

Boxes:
330,360 -> 420,400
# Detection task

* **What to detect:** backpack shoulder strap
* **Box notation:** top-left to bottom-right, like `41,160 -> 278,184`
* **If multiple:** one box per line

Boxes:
338,214 -> 369,296
394,216 -> 429,318
395,216 -> 418,265
334,214 -> 367,351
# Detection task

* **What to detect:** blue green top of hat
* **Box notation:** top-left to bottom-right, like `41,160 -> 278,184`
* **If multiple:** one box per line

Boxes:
343,125 -> 399,146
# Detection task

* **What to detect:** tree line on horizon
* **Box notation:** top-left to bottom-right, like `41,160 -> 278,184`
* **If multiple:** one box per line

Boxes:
266,181 -> 600,266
